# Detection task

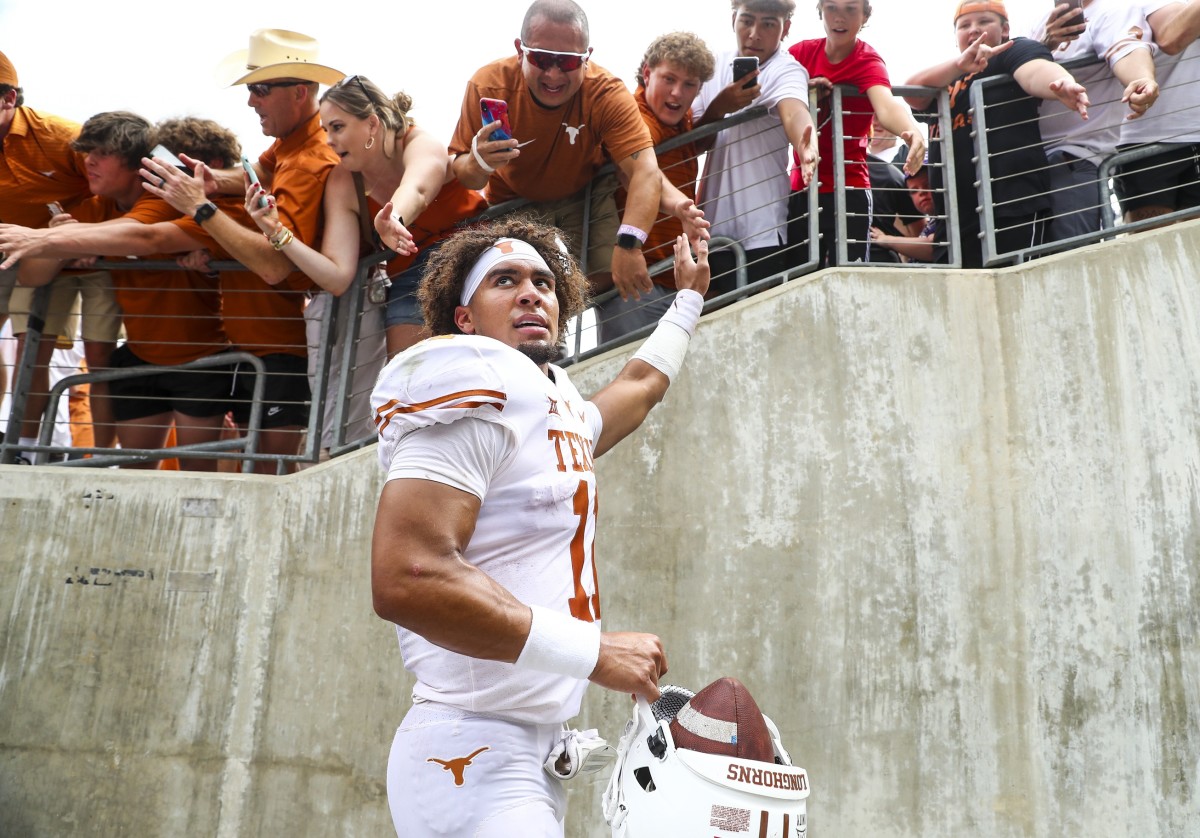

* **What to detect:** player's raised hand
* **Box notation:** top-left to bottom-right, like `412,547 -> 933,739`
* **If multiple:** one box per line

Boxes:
673,235 -> 710,298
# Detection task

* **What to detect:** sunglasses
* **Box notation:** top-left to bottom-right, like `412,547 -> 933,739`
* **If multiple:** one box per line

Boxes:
520,42 -> 591,72
246,81 -> 304,97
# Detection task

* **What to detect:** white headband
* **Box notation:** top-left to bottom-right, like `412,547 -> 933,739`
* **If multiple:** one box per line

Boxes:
459,238 -> 553,307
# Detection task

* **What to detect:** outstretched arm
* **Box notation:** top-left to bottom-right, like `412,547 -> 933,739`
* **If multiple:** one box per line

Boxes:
866,85 -> 927,176
1110,48 -> 1159,120
142,154 -> 298,284
1012,58 -> 1089,119
0,217 -> 202,270
245,166 -> 361,295
777,97 -> 817,188
589,236 -> 709,456
608,146 -> 662,301
374,127 -> 450,256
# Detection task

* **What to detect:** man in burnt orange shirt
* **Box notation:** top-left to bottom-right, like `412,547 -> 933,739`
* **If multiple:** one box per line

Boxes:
143,29 -> 344,472
0,49 -> 104,451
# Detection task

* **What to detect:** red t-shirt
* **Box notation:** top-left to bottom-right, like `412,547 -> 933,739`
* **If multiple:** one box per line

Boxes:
788,39 -> 891,192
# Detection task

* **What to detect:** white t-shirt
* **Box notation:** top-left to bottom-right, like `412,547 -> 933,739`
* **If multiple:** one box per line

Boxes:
1030,0 -> 1158,165
373,334 -> 604,724
1121,0 -> 1200,145
693,47 -> 811,250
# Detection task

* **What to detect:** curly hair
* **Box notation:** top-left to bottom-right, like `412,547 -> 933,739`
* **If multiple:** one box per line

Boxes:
321,75 -> 414,157
71,111 -> 153,170
732,0 -> 797,18
418,216 -> 588,339
154,117 -> 242,169
636,32 -> 716,84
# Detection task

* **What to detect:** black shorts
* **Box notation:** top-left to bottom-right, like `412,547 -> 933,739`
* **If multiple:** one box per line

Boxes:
228,352 -> 310,429
1115,143 -> 1200,214
108,345 -> 233,422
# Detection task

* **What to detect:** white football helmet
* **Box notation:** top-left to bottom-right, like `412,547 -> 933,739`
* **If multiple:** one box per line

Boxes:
602,686 -> 809,838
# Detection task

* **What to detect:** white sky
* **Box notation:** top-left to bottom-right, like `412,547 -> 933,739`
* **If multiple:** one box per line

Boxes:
3,0 -> 1055,158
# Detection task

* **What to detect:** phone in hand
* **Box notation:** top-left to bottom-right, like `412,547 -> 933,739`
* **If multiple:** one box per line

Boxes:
151,144 -> 191,174
47,202 -> 65,217
480,98 -> 513,142
1058,0 -> 1084,9
242,155 -> 268,208
733,56 -> 759,90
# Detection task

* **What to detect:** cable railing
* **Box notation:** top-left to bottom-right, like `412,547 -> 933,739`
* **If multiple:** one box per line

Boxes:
3,61 -> 1198,471
971,50 -> 1200,265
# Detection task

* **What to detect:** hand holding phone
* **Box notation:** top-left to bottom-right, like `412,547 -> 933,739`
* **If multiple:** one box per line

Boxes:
480,98 -> 513,142
733,57 -> 759,90
242,156 -> 268,209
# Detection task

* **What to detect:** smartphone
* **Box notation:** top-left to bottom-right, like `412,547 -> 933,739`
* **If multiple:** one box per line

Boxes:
151,144 -> 190,174
1059,0 -> 1084,9
480,98 -> 513,142
733,56 -> 759,90
242,155 -> 268,208
47,202 -> 64,217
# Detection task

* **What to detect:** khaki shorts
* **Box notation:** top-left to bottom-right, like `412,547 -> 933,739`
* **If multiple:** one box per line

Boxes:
8,272 -> 121,342
0,269 -> 15,318
526,174 -> 620,277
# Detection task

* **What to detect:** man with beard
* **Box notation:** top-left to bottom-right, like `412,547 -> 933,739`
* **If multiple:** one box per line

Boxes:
369,217 -> 708,837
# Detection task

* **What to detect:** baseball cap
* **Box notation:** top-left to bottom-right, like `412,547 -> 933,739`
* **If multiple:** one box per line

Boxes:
0,50 -> 18,87
953,1 -> 1008,22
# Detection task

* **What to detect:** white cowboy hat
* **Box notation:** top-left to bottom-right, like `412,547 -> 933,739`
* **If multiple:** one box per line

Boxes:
216,29 -> 345,87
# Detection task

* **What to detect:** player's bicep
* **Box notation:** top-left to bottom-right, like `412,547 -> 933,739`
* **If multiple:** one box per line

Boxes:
371,478 -> 482,617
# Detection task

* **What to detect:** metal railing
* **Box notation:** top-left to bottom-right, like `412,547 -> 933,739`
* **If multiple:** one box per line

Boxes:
3,63 -> 1198,471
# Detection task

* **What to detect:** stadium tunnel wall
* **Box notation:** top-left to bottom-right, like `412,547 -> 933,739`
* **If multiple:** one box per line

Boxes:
2,220 -> 1199,837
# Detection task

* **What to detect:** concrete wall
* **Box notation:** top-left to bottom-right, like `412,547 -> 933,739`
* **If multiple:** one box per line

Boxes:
3,221 -> 1199,837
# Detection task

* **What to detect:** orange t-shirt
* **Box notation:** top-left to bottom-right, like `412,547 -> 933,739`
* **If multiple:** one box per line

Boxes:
449,57 -> 652,204
171,195 -> 308,359
616,87 -> 700,290
0,107 -> 91,228
368,177 -> 486,275
72,194 -> 229,366
258,111 -> 339,292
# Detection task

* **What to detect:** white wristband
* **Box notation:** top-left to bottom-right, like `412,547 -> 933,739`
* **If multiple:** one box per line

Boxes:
515,605 -> 601,680
471,134 -> 496,174
630,289 -> 703,383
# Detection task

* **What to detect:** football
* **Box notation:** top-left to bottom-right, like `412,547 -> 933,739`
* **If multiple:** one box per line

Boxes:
668,677 -> 777,763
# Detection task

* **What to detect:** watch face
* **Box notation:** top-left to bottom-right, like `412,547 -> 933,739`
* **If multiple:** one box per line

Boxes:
194,202 -> 217,222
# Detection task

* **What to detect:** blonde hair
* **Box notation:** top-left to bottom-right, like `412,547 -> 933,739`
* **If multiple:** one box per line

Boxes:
321,75 -> 414,155
637,32 -> 716,84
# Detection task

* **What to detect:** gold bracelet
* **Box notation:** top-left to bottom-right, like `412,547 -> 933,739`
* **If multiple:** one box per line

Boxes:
267,226 -> 294,250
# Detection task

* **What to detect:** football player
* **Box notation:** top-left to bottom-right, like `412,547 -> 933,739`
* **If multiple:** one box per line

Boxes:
370,215 -> 709,836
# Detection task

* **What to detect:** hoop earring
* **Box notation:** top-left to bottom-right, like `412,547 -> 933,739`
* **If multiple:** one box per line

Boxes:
365,136 -> 375,150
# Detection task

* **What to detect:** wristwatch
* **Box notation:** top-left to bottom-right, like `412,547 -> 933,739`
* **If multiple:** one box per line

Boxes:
616,233 -> 642,250
193,202 -> 218,224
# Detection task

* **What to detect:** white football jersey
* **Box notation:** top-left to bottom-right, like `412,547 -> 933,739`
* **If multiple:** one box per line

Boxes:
372,335 -> 604,724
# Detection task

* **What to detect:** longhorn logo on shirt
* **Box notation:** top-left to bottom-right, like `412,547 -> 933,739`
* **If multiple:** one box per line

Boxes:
547,396 -> 560,416
427,746 -> 490,786
1128,26 -> 1144,41
562,123 -> 586,144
